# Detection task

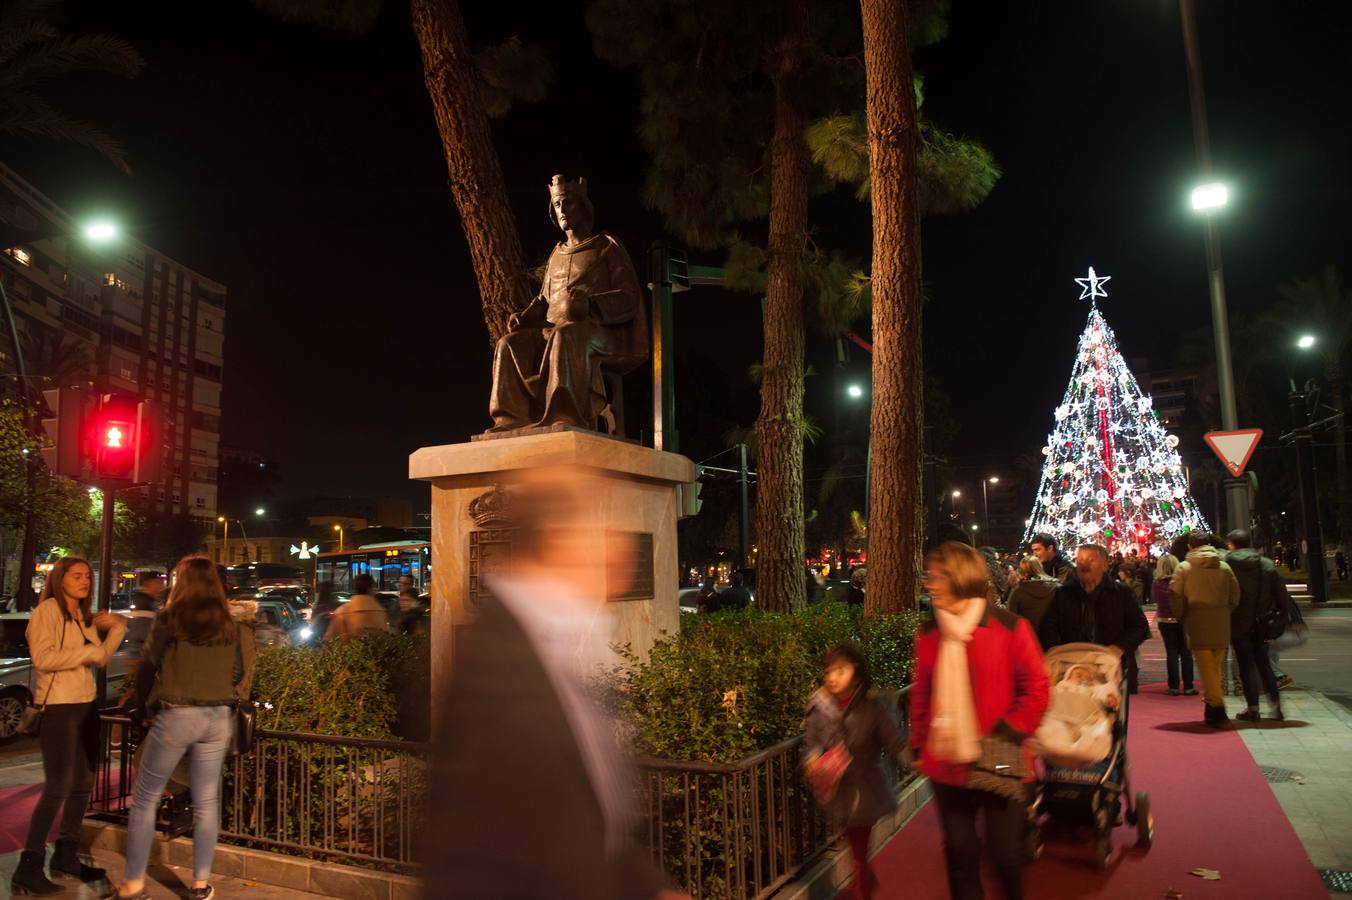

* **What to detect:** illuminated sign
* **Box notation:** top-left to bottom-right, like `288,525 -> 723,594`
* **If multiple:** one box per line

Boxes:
290,541 -> 320,560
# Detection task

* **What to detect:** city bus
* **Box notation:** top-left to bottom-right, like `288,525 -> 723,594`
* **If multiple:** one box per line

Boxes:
314,541 -> 430,594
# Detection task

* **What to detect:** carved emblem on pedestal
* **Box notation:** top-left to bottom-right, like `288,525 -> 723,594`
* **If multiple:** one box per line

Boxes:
468,484 -> 517,613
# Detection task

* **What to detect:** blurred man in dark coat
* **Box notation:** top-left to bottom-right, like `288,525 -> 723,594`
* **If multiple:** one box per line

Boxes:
1040,544 -> 1150,693
425,480 -> 684,900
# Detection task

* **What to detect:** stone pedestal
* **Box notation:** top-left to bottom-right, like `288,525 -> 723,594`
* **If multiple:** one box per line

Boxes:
409,429 -> 696,701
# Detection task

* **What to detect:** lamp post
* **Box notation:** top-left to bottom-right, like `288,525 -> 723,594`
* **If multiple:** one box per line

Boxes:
217,516 -> 252,564
949,489 -> 962,524
1287,335 -> 1329,604
333,523 -> 345,553
1178,0 -> 1248,534
969,523 -> 979,547
846,384 -> 871,534
2,219 -> 121,609
217,516 -> 229,565
981,476 -> 1000,539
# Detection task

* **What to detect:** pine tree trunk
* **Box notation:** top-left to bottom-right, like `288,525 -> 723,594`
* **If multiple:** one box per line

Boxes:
410,0 -> 533,346
861,0 -> 924,614
754,0 -> 810,614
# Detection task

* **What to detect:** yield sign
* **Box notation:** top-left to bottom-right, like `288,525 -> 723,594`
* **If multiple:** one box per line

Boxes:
1203,429 -> 1263,477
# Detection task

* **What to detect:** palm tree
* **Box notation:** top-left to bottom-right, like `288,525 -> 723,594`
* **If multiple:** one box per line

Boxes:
0,0 -> 144,174
1274,266 -> 1352,543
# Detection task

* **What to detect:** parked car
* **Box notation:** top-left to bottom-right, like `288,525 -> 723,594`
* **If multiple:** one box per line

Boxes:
258,588 -> 310,621
252,599 -> 314,647
0,612 -> 138,743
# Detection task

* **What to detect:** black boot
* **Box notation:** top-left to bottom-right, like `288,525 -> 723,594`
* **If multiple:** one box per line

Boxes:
10,850 -> 61,896
1204,704 -> 1229,727
51,837 -> 107,882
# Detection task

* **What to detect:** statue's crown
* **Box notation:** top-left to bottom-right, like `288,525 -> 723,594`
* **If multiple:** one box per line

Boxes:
548,174 -> 588,200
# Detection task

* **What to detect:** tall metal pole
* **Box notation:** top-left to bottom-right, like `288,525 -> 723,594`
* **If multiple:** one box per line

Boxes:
1179,0 -> 1249,533
649,242 -> 678,454
981,479 -> 990,536
738,443 -> 750,570
1289,383 -> 1328,605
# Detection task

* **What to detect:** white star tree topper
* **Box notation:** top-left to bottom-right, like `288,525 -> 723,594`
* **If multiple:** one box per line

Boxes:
1075,266 -> 1111,302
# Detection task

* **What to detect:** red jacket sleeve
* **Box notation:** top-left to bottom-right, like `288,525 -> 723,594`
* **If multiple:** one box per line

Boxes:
907,632 -> 935,751
997,619 -> 1050,739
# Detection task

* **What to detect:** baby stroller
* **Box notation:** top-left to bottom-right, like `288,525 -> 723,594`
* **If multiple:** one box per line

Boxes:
1027,643 -> 1153,869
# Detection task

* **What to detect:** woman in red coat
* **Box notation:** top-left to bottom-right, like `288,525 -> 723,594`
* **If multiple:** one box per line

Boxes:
909,542 -> 1049,900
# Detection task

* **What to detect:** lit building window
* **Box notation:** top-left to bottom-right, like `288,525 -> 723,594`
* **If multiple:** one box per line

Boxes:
5,247 -> 32,266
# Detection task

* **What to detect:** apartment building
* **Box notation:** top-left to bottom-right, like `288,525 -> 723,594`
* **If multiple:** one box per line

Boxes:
0,162 -> 225,523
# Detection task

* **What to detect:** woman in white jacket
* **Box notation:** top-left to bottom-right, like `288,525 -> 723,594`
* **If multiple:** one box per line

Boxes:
12,556 -> 125,896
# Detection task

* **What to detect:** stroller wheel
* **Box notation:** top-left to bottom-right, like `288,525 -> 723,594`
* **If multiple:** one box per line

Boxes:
1024,827 -> 1043,863
1135,792 -> 1154,847
1095,835 -> 1112,870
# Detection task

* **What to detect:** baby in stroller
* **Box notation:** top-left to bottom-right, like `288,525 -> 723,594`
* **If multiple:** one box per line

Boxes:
1036,662 -> 1120,768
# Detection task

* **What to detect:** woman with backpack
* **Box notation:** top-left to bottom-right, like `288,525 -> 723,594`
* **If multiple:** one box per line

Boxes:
107,556 -> 255,900
11,556 -> 126,896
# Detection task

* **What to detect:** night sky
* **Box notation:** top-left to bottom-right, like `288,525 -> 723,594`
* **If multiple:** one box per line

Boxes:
6,1 -> 1349,516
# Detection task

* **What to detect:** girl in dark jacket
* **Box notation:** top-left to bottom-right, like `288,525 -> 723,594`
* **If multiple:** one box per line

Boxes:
108,557 -> 255,900
910,542 -> 1048,900
803,643 -> 908,900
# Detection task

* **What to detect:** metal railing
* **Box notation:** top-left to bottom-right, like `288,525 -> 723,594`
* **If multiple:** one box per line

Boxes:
633,686 -> 915,900
92,712 -> 430,872
93,684 -> 913,895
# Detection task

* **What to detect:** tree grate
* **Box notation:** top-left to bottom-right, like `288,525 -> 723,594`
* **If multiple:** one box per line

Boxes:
1259,766 -> 1304,783
1321,869 -> 1352,894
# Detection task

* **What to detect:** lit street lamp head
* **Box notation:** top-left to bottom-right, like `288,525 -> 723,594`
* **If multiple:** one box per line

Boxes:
988,476 -> 1000,484
255,507 -> 265,516
1297,335 -> 1316,350
847,384 -> 864,399
1191,182 -> 1229,212
82,221 -> 118,243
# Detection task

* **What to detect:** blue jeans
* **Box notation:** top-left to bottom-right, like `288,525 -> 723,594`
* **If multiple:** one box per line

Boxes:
1158,621 -> 1194,691
125,705 -> 233,882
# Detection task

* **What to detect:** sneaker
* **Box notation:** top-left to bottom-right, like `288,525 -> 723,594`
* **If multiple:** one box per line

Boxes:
188,887 -> 214,900
1183,688 -> 1199,696
1236,708 -> 1260,722
1276,674 -> 1294,690
1167,688 -> 1180,696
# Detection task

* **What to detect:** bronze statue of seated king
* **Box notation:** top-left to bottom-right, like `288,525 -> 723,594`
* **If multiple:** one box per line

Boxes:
486,174 -> 647,436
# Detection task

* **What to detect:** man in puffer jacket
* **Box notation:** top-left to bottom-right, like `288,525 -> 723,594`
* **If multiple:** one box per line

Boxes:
1225,530 -> 1284,722
1171,532 -> 1240,726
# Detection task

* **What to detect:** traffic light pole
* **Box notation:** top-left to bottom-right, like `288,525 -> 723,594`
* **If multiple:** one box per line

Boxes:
96,484 -> 115,708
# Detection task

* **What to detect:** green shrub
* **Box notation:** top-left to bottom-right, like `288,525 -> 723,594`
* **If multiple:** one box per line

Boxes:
621,604 -> 921,763
251,633 -> 425,739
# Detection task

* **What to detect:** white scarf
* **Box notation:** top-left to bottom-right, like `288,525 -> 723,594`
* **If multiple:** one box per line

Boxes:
927,597 -> 986,764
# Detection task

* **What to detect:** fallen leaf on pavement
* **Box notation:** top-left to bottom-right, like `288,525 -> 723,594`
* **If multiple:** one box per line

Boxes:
243,880 -> 258,887
1165,890 -> 1183,899
1189,868 -> 1221,881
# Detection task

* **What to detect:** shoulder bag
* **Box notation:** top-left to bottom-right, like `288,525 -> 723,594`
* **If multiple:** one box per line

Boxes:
1256,570 -> 1290,642
19,618 -> 65,736
230,700 -> 257,755
966,733 -> 1029,802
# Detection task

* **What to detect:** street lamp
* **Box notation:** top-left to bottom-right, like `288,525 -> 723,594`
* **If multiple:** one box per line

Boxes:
217,516 -> 252,564
1286,337 -> 1329,604
82,221 -> 120,243
1297,335 -> 1316,350
1190,182 -> 1228,211
255,507 -> 266,517
981,476 -> 1000,539
217,516 -> 229,565
969,523 -> 979,547
845,384 -> 871,532
333,523 -> 344,553
1178,0 -> 1248,534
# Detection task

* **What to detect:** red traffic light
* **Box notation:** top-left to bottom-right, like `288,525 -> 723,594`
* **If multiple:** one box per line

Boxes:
104,423 -> 129,449
93,394 -> 139,481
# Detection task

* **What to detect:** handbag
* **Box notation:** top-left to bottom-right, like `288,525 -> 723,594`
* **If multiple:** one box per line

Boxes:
230,700 -> 256,755
965,734 -> 1030,802
19,620 -> 65,736
1256,573 -> 1291,642
807,741 -> 853,805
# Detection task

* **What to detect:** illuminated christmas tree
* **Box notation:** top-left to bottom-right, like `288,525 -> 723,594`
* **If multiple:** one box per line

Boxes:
1022,268 -> 1208,554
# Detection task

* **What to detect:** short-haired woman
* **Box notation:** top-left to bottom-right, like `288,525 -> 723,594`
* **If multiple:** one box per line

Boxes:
12,556 -> 126,896
909,542 -> 1049,900
1006,556 -> 1060,637
108,556 -> 255,900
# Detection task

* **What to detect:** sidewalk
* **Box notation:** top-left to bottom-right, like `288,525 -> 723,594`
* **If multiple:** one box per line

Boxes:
850,613 -> 1351,899
0,847 -> 330,898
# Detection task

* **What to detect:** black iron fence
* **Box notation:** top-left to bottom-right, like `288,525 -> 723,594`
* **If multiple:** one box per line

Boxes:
92,712 -> 430,872
92,685 -> 913,896
632,686 -> 915,900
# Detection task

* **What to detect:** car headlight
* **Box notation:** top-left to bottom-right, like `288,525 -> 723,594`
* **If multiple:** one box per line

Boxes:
299,627 -> 313,641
